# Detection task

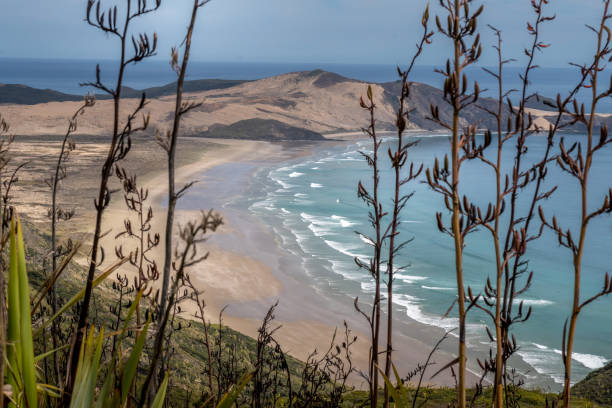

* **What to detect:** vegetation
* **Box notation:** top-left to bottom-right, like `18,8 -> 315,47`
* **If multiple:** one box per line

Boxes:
573,361 -> 612,405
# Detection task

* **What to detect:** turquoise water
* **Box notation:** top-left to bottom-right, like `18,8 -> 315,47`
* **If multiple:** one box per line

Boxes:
249,133 -> 612,386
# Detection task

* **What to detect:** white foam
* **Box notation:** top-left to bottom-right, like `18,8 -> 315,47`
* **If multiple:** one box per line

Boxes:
251,199 -> 275,212
331,214 -> 356,227
533,343 -> 549,350
329,260 -> 362,280
395,273 -> 428,284
518,342 -> 608,384
300,212 -> 334,225
422,285 -> 454,291
289,172 -> 304,178
359,234 -> 374,246
310,183 -> 323,188
394,293 -> 459,330
311,167 -> 319,170
300,213 -> 358,235
552,349 -> 608,369
323,239 -> 368,260
280,208 -> 290,214
308,223 -> 330,237
416,132 -> 453,138
294,193 -> 308,198
516,348 -> 563,384
271,177 -> 294,190
515,298 -> 555,306
361,281 -> 376,292
293,231 -> 310,248
301,213 -> 335,237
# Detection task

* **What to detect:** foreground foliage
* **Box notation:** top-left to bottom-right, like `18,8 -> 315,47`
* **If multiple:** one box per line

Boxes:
3,215 -> 249,407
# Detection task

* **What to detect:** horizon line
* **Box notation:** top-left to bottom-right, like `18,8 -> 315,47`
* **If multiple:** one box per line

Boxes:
0,56 -> 583,70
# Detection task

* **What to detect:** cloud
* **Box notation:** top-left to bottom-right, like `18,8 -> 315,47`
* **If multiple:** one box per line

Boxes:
0,0 -> 606,67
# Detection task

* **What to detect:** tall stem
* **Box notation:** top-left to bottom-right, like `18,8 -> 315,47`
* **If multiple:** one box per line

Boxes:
490,30 -> 504,408
370,104 -> 381,408
160,0 -> 200,317
563,6 -> 605,402
69,1 -> 131,391
451,1 -> 466,405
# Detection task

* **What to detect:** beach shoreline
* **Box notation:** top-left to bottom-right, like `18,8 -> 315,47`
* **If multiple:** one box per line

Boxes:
131,134 -> 484,389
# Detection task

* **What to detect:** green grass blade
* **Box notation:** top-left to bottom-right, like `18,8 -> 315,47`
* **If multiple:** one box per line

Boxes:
93,367 -> 115,408
15,217 -> 38,408
6,218 -> 20,402
69,327 -> 104,408
120,318 -> 149,405
392,363 -> 401,384
118,289 -> 143,345
216,371 -> 254,408
380,369 -> 398,403
33,257 -> 128,337
68,327 -> 91,408
150,372 -> 169,408
34,343 -> 70,363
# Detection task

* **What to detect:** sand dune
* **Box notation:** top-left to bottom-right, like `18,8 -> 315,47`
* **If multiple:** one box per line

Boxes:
2,70 -> 398,138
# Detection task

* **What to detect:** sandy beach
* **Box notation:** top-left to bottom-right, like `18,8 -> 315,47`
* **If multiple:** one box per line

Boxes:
109,135 -> 479,388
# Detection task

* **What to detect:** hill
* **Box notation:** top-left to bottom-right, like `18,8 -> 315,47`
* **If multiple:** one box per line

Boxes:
573,361 -> 612,405
0,83 -> 83,104
200,118 -> 325,141
121,78 -> 249,99
0,79 -> 248,105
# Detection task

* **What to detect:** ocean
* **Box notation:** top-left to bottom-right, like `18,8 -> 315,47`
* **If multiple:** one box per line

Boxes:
1,58 -> 610,112
246,134 -> 612,388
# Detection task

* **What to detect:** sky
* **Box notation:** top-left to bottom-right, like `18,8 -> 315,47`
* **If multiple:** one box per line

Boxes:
0,0 -> 608,67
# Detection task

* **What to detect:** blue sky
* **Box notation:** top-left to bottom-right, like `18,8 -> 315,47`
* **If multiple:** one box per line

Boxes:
0,0 -> 607,67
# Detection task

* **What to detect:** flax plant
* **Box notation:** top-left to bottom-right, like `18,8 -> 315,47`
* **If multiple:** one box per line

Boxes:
538,1 -> 612,404
71,0 -> 161,393
467,2 -> 592,404
45,95 -> 95,387
382,8 -> 432,406
354,84 -> 383,408
468,3 -> 560,405
157,0 -> 211,316
355,11 -> 431,404
425,1 -> 485,406
440,2 -> 603,407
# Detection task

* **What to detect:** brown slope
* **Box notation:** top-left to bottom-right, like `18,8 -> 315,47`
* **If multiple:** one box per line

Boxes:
381,80 -> 500,131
